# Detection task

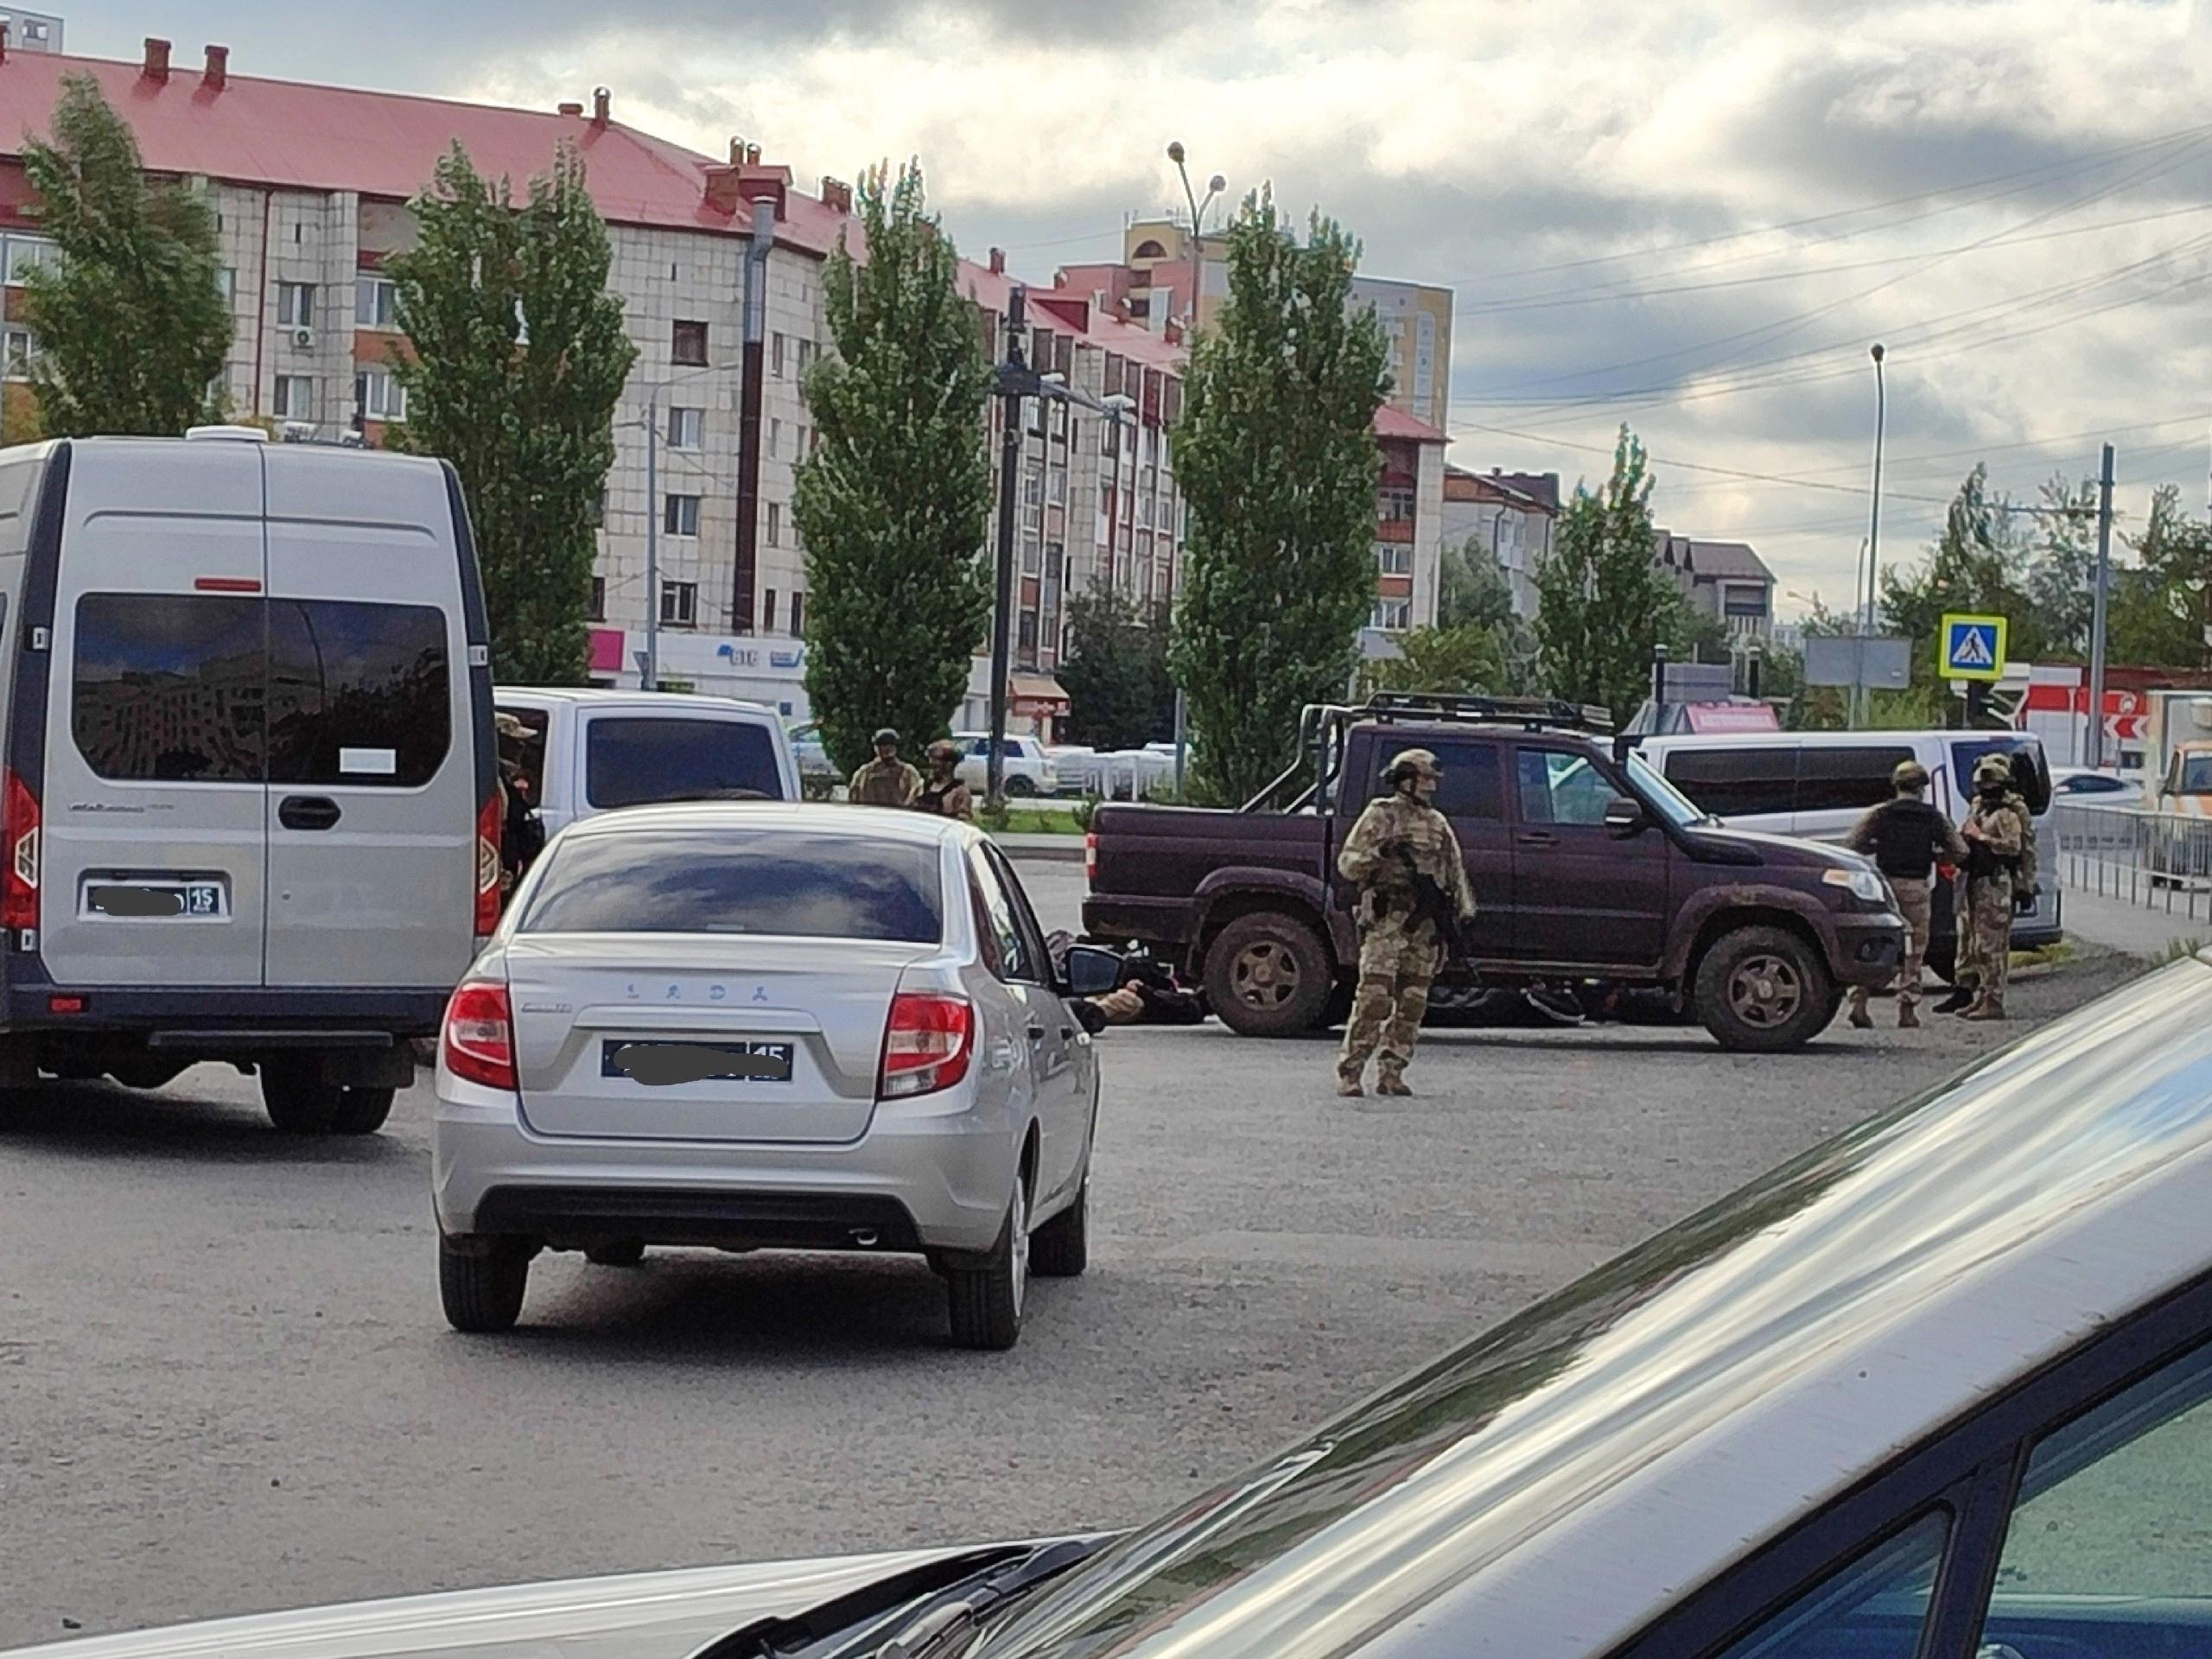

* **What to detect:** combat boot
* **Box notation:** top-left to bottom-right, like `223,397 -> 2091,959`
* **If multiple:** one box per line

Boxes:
1964,996 -> 2006,1021
1847,996 -> 1873,1031
1376,1074 -> 1413,1096
1897,1003 -> 1922,1030
1935,986 -> 1974,1014
1335,1069 -> 1364,1098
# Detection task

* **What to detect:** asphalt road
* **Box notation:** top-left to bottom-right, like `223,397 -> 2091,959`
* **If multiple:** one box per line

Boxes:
0,870 -> 2146,1649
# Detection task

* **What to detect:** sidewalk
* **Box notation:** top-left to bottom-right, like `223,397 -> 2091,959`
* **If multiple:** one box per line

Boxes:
2059,883 -> 2205,961
995,830 -> 1085,862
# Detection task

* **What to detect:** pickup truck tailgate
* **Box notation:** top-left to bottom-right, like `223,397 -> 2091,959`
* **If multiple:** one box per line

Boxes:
1083,804 -> 1332,948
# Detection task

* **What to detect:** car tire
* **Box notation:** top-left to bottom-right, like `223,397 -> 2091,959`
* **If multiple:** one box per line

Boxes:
585,1239 -> 647,1268
1031,1174 -> 1089,1279
1694,925 -> 1834,1053
329,1085 -> 396,1136
1005,775 -> 1037,798
947,1182 -> 1027,1351
261,1058 -> 342,1134
439,1236 -> 531,1333
1205,912 -> 1335,1037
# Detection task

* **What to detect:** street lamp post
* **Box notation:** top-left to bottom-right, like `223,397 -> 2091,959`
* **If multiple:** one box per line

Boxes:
637,359 -> 741,691
1165,142 -> 1225,797
1857,342 -> 1887,727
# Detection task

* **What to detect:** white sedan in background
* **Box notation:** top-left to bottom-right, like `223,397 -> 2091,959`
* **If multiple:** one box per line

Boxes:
431,804 -> 1119,1351
952,733 -> 1060,796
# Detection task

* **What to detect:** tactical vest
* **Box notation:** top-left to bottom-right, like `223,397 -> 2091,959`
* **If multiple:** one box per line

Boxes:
1865,798 -> 1949,880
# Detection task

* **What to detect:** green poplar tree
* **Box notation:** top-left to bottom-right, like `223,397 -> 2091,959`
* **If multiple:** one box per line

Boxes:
385,143 -> 635,683
795,163 -> 994,775
1059,583 -> 1174,751
17,74 -> 230,436
1169,189 -> 1391,804
1534,426 -> 1683,721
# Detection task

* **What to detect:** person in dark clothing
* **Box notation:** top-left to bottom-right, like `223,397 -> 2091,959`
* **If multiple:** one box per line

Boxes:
494,712 -> 546,897
1844,759 -> 1967,1029
916,740 -> 973,821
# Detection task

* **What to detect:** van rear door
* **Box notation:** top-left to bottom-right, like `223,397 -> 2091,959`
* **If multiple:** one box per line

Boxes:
260,450 -> 478,990
578,710 -> 788,809
41,442 -> 269,988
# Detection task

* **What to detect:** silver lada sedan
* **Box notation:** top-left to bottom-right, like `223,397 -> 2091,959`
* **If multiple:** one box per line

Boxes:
431,803 -> 1118,1351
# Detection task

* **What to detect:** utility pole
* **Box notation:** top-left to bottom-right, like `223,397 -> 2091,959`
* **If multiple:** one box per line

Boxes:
732,193 -> 777,634
2086,441 -> 2116,770
986,286 -> 1027,810
645,385 -> 660,690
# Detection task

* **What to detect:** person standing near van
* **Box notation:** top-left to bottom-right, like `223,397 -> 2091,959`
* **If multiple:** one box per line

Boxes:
1842,760 -> 1965,1030
495,713 -> 545,897
1943,753 -> 2033,1021
1335,749 -> 1475,1098
849,728 -> 921,807
916,740 -> 973,821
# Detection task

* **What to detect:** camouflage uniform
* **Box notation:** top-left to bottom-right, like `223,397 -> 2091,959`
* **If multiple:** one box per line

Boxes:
849,755 -> 922,807
1335,752 -> 1476,1096
1955,760 -> 2031,1020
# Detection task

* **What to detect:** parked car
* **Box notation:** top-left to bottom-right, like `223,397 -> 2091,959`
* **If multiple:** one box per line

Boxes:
1083,695 -> 1904,1052
493,689 -> 798,836
37,948 -> 2212,1659
432,803 -> 1119,1351
2051,765 -> 2139,798
0,429 -> 495,1134
1637,728 -> 2062,977
953,732 -> 1059,797
786,720 -> 837,780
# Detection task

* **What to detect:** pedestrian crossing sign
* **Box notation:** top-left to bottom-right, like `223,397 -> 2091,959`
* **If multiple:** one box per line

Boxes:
1939,613 -> 2007,682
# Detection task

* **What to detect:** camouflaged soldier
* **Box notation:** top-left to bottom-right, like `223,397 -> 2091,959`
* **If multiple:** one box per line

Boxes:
1335,748 -> 1476,1097
1843,759 -> 1966,1030
1948,753 -> 2034,1021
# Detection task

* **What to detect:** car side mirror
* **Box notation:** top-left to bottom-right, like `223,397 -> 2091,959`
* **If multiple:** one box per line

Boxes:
1604,796 -> 1648,836
1060,944 -> 1123,998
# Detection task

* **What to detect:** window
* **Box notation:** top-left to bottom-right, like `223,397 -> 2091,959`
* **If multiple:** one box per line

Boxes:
1371,741 -> 1503,820
3,233 -> 55,284
266,600 -> 451,787
524,831 -> 939,942
968,846 -> 1038,982
73,594 -> 269,782
664,493 -> 701,537
216,267 -> 237,304
588,576 -> 606,622
588,490 -> 605,530
1516,747 -> 1619,828
583,716 -> 783,809
1663,747 -> 1796,820
276,282 -> 315,327
355,368 -> 407,423
767,503 -> 781,547
1376,543 -> 1413,575
1724,588 -> 1770,619
790,591 -> 804,636
769,417 -> 782,458
272,375 -> 314,419
353,276 -> 397,328
3,327 -> 34,381
1018,612 -> 1039,655
1980,1339 -> 2212,1645
1370,598 -> 1411,632
762,589 -> 778,632
661,581 -> 696,626
772,332 -> 786,378
667,406 -> 703,449
798,425 -> 810,458
1380,486 -> 1416,523
671,320 -> 709,365
1713,1511 -> 1949,1659
1951,738 -> 2051,815
1798,745 -> 1916,817
797,339 -> 813,374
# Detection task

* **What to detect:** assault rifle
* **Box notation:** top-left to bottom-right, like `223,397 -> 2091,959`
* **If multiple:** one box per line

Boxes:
1392,843 -> 1471,961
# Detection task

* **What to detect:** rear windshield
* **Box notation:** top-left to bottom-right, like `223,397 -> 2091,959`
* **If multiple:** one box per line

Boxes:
586,716 -> 783,806
519,831 -> 943,942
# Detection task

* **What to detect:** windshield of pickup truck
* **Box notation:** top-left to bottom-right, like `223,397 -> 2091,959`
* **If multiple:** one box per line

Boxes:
1627,750 -> 1710,828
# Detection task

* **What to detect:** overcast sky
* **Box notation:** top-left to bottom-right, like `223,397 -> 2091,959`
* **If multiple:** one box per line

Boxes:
74,0 -> 2212,615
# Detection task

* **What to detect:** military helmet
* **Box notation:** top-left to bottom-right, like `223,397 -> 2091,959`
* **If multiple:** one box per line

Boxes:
872,727 -> 900,747
1973,753 -> 2013,787
1386,747 -> 1442,787
495,712 -> 531,742
1891,759 -> 1929,791
926,739 -> 960,763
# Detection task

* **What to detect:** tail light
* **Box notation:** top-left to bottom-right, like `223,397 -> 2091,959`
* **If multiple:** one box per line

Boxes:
1084,831 -> 1097,884
3,768 -> 39,932
878,992 -> 973,1100
475,790 -> 501,937
442,981 -> 516,1090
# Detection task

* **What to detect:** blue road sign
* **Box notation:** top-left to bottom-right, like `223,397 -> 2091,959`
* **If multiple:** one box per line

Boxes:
1938,613 -> 2007,683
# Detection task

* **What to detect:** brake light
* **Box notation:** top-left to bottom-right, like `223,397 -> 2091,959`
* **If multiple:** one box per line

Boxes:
442,981 -> 516,1090
475,790 -> 501,937
879,992 -> 974,1099
1084,831 -> 1097,884
3,768 -> 39,932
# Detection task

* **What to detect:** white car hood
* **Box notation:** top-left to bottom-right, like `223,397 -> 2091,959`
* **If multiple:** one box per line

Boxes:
7,1546 -> 979,1659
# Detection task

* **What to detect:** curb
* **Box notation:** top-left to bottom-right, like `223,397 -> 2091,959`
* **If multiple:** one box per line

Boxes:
996,836 -> 1087,864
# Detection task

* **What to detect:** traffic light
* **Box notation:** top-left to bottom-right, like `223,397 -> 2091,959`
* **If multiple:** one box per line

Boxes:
1965,681 -> 1994,728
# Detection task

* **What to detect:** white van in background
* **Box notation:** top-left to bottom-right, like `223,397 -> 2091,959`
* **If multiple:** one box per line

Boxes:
494,688 -> 798,836
1636,728 -> 2061,973
0,430 -> 498,1131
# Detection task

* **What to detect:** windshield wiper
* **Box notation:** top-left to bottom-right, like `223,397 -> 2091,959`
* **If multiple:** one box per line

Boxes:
696,1537 -> 1105,1659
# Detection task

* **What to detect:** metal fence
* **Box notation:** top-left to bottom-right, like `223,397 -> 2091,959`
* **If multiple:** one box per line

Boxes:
2053,801 -> 2212,925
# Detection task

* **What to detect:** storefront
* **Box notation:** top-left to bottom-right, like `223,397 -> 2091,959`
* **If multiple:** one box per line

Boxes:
590,626 -> 811,720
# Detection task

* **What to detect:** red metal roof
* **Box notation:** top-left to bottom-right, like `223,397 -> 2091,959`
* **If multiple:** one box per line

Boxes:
1373,403 -> 1447,444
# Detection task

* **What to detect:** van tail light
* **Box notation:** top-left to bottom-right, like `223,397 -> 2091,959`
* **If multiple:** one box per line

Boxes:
879,992 -> 974,1100
1084,831 -> 1097,884
3,768 -> 40,932
475,790 -> 501,937
442,981 -> 516,1091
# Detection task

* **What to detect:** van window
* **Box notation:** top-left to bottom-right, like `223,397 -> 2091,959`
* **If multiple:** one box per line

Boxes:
1952,738 -> 2052,815
585,716 -> 782,808
72,593 -> 266,782
1798,745 -> 1916,816
267,600 -> 450,788
1662,747 -> 1795,818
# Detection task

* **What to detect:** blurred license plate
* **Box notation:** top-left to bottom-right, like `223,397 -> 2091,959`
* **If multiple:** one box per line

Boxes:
601,1039 -> 794,1084
86,880 -> 226,918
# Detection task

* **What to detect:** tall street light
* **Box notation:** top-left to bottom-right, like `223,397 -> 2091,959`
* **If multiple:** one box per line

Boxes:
639,358 -> 741,691
1165,141 -> 1224,796
1857,342 -> 1887,727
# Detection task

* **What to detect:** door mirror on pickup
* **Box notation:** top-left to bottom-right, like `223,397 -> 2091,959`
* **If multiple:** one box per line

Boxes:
1604,796 -> 1649,836
1059,944 -> 1125,998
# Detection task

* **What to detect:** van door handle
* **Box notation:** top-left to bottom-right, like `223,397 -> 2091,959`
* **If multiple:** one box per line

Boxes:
1516,830 -> 1557,848
278,796 -> 342,831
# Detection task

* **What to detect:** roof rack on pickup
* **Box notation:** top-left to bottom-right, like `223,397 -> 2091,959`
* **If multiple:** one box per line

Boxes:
1352,692 -> 1617,734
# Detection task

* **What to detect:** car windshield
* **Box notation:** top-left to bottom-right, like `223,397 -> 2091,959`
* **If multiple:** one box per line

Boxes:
1626,749 -> 1710,827
2179,755 -> 2212,794
518,830 -> 944,942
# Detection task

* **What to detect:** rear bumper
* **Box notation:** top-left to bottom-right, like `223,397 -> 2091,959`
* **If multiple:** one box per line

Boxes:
433,1075 -> 1019,1255
1081,894 -> 1193,947
0,985 -> 448,1041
